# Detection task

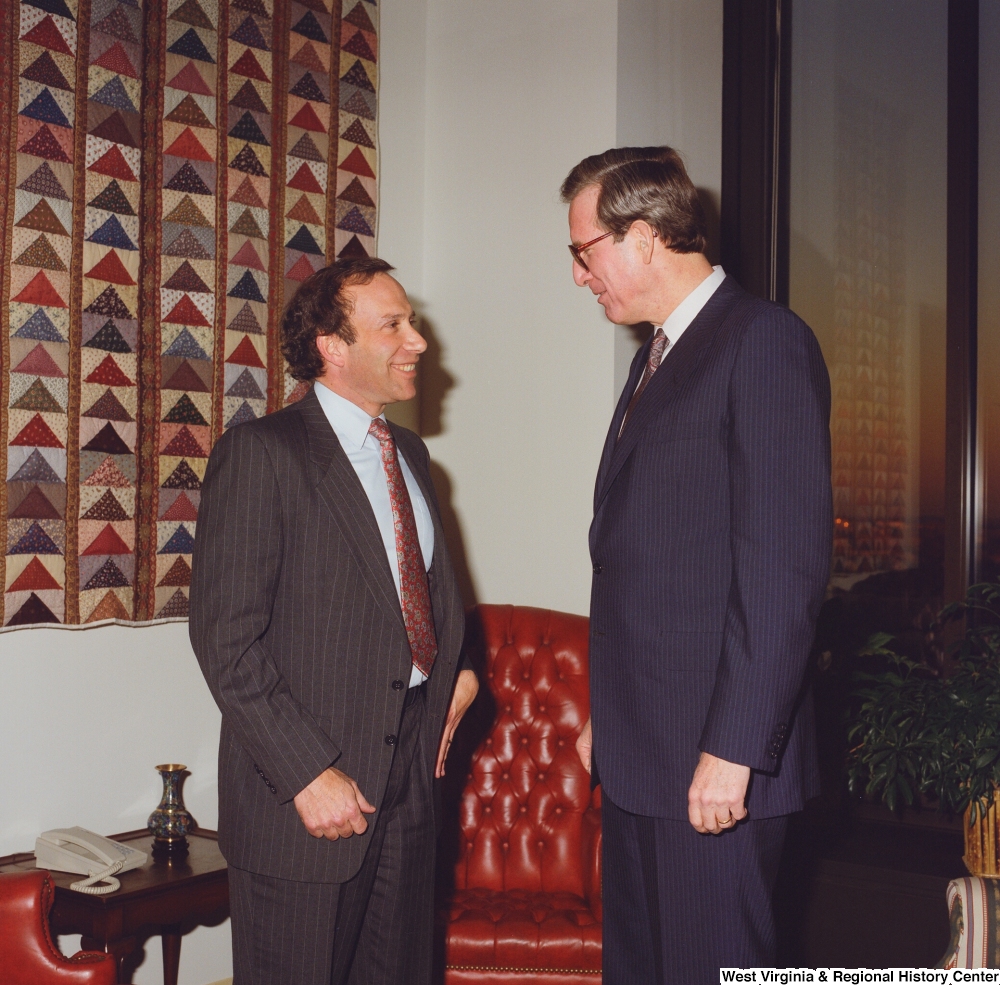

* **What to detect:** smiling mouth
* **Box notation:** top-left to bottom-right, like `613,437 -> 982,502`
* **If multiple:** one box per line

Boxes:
395,363 -> 417,372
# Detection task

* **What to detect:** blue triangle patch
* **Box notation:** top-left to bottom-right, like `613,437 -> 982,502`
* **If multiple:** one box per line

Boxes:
89,76 -> 138,113
159,523 -> 197,554
11,521 -> 62,555
20,88 -> 71,128
163,327 -> 210,360
14,308 -> 65,342
224,401 -> 257,429
86,215 -> 138,251
227,269 -> 266,302
167,27 -> 216,63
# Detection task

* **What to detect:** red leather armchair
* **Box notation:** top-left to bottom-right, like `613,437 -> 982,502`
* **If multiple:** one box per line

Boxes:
0,869 -> 116,984
438,604 -> 601,984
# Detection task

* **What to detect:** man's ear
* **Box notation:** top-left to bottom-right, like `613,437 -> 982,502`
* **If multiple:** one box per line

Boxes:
315,331 -> 347,370
629,220 -> 657,265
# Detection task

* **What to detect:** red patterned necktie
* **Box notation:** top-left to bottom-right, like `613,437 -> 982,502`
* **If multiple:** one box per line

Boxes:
368,418 -> 438,677
619,327 -> 669,438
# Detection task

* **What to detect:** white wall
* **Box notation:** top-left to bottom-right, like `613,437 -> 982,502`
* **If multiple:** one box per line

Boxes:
0,6 -> 723,984
381,0 -> 723,613
0,623 -> 231,985
614,0 -> 724,394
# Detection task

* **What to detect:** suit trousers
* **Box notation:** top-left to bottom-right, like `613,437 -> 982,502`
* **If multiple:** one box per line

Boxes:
601,790 -> 788,985
229,685 -> 436,985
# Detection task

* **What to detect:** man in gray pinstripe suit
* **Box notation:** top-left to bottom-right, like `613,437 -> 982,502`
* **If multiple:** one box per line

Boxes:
190,257 -> 478,985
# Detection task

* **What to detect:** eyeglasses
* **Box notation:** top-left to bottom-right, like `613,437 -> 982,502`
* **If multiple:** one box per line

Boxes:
568,231 -> 614,272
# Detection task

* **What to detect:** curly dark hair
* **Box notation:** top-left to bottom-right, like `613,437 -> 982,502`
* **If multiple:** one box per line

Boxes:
281,257 -> 396,382
560,146 -> 707,255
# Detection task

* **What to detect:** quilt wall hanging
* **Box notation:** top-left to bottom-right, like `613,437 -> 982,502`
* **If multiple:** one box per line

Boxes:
0,0 -> 379,629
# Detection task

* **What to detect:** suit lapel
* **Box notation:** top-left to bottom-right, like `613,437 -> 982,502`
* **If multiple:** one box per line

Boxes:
296,389 -> 405,633
594,277 -> 743,512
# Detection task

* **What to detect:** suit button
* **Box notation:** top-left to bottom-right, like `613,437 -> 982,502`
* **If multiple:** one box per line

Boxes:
392,680 -> 405,690
593,564 -> 603,575
385,734 -> 397,746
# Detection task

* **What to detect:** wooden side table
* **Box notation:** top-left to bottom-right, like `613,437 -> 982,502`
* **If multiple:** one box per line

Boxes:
0,829 -> 228,985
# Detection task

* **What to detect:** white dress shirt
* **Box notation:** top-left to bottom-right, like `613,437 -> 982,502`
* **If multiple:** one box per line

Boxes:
651,264 -> 726,368
314,381 -> 434,687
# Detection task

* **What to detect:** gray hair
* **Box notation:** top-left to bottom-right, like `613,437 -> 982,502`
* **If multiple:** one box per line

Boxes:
560,146 -> 707,255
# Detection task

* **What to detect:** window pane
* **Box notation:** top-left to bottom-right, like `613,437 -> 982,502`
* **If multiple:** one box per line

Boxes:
980,0 -> 1000,582
789,1 -> 948,633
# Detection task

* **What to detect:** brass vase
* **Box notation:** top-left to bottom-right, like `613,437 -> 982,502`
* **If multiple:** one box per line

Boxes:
147,764 -> 196,860
963,790 -> 1000,877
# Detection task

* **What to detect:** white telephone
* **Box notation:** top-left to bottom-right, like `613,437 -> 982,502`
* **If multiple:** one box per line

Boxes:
35,827 -> 147,895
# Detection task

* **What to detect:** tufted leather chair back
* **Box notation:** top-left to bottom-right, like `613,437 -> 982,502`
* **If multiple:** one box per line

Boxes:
0,869 -> 117,984
451,604 -> 593,896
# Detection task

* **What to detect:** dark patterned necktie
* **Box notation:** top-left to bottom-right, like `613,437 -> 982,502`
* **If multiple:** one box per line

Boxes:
369,418 -> 438,677
619,327 -> 669,438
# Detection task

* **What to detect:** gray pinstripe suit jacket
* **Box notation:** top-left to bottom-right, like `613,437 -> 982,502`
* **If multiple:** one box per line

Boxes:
189,387 -> 466,884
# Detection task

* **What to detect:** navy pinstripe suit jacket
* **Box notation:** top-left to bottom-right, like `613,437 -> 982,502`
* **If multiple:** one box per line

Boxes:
589,276 -> 832,820
189,388 -> 466,883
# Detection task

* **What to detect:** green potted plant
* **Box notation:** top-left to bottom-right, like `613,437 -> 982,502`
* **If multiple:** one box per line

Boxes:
846,581 -> 1000,875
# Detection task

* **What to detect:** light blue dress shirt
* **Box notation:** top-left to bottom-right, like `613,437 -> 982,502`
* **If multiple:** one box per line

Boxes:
313,381 -> 434,686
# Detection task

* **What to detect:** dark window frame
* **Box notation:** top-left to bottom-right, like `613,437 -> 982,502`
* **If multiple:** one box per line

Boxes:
721,0 -> 981,601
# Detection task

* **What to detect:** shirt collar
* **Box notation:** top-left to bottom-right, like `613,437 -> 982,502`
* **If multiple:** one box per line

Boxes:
313,381 -> 382,453
660,265 -> 726,345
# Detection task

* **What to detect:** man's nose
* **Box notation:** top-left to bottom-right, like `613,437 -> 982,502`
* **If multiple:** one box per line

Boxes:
406,326 -> 428,353
572,261 -> 590,287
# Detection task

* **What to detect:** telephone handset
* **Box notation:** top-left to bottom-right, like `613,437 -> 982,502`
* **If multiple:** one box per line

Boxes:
35,827 -> 147,895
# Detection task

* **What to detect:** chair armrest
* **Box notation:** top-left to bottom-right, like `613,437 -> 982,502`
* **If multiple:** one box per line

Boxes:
581,799 -> 602,923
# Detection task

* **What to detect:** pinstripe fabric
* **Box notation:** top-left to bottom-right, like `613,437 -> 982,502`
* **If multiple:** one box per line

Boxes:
189,385 -> 466,886
602,792 -> 787,985
588,276 -> 832,821
228,689 -> 436,985
333,686 -> 435,985
229,867 -> 340,985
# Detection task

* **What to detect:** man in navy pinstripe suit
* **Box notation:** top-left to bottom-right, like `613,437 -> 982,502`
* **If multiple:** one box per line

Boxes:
561,148 -> 832,983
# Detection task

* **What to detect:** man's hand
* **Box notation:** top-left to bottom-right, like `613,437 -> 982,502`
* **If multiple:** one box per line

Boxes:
576,716 -> 593,774
293,767 -> 376,840
436,669 -> 479,778
687,751 -> 751,834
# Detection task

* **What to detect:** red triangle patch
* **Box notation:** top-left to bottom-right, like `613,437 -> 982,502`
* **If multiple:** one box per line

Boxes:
81,523 -> 132,555
163,294 -> 212,326
230,48 -> 270,82
88,145 -> 138,181
225,335 -> 265,368
230,239 -> 267,270
287,162 -> 324,194
288,102 -> 326,133
11,413 -> 64,448
164,127 -> 215,162
160,492 -> 199,521
161,426 -> 208,457
12,270 -> 67,307
21,16 -> 73,56
85,250 -> 136,286
338,146 -> 376,179
166,60 -> 215,96
286,253 -> 318,282
92,41 -> 139,78
13,343 -> 65,378
7,557 -> 62,593
85,354 -> 136,387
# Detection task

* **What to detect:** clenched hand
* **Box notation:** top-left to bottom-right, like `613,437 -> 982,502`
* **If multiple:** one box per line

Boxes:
687,751 -> 750,834
294,767 -> 376,840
